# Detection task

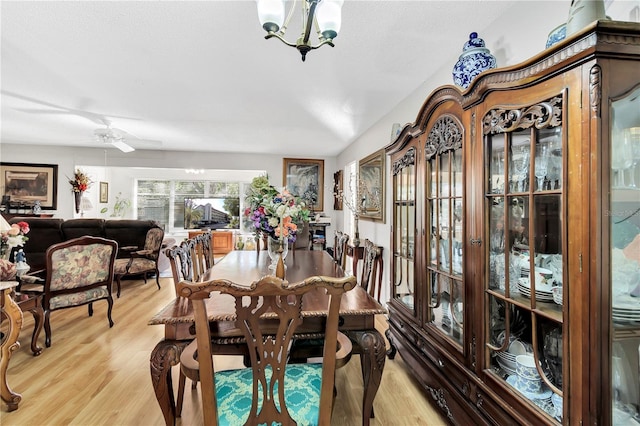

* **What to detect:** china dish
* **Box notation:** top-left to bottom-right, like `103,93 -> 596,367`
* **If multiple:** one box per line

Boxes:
517,278 -> 555,302
612,294 -> 640,323
507,375 -> 553,400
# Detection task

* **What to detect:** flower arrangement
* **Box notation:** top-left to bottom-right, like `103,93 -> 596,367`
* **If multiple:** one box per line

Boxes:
0,221 -> 29,260
68,168 -> 92,193
244,176 -> 309,243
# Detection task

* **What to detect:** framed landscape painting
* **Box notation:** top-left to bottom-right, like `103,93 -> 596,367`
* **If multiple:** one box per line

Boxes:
283,158 -> 324,211
358,149 -> 385,222
0,162 -> 58,209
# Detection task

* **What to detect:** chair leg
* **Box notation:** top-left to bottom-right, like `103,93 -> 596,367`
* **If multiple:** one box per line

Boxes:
44,310 -> 52,348
116,275 -> 122,298
155,268 -> 161,290
88,302 -> 93,317
107,297 -> 114,328
176,371 -> 186,417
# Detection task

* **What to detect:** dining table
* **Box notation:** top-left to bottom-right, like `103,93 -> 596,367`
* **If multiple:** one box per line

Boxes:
148,249 -> 387,426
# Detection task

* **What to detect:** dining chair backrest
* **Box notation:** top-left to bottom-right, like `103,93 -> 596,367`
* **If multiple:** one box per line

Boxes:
176,274 -> 357,426
193,231 -> 214,277
165,240 -> 197,296
333,230 -> 350,270
360,239 -> 384,302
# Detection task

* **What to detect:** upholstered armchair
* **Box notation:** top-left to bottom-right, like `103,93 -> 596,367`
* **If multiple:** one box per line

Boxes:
114,226 -> 164,297
41,236 -> 118,347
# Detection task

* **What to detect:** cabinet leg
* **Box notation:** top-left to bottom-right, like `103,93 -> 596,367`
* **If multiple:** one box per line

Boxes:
385,328 -> 397,359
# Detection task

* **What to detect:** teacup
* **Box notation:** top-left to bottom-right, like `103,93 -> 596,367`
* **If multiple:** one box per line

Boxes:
515,355 -> 540,380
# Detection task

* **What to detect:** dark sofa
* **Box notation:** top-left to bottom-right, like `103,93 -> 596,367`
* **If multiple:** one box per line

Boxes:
8,217 -> 161,271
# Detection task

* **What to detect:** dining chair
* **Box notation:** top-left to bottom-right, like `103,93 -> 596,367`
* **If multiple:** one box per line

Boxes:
113,226 -> 164,297
41,236 -> 118,347
176,274 -> 357,426
360,239 -> 383,303
164,240 -> 200,417
193,231 -> 214,276
333,230 -> 350,270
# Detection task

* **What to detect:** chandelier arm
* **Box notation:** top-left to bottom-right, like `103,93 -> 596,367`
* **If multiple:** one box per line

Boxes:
264,32 -> 299,48
305,39 -> 335,51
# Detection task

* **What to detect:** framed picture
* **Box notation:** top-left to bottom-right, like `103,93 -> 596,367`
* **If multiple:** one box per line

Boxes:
333,170 -> 343,210
0,162 -> 58,209
99,182 -> 109,203
283,158 -> 324,211
358,149 -> 385,222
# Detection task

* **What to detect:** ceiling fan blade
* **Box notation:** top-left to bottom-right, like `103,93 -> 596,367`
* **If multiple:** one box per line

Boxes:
109,139 -> 135,153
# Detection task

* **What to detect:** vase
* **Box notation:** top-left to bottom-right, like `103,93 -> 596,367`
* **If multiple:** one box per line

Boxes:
566,0 -> 607,36
452,32 -> 497,89
267,236 -> 288,273
353,216 -> 361,248
74,191 -> 83,214
0,249 -> 11,261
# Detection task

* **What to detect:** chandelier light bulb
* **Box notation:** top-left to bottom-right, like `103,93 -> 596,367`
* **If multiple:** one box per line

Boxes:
256,0 -> 285,33
316,0 -> 343,40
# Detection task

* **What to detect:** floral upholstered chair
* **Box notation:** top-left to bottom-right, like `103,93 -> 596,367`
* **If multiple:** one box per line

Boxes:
41,236 -> 118,347
113,226 -> 164,297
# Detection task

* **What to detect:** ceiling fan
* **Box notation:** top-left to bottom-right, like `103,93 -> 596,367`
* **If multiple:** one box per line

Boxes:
94,127 -> 136,153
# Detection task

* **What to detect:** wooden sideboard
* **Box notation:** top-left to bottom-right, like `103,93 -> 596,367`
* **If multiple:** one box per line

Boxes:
188,230 -> 234,255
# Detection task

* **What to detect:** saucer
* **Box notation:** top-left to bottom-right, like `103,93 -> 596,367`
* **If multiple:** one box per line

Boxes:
507,375 -> 552,400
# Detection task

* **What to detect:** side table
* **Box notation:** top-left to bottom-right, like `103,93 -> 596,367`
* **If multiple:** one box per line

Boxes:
1,280 -> 23,411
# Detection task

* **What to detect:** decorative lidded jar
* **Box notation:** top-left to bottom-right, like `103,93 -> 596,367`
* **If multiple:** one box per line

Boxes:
452,32 -> 497,90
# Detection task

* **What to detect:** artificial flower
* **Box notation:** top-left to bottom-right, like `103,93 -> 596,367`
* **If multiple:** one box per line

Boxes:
0,221 -> 29,259
244,176 -> 309,243
68,168 -> 92,193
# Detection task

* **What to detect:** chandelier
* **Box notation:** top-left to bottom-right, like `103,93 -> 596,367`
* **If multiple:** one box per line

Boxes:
256,0 -> 344,62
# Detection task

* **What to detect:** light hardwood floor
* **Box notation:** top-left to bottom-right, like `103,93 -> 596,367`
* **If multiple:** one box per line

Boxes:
2,276 -> 447,425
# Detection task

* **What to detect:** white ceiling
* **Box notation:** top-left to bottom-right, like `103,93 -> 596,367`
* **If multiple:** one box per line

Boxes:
2,1 -> 546,157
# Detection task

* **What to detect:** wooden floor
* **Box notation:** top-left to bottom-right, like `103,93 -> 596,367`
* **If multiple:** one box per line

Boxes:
1,276 -> 447,425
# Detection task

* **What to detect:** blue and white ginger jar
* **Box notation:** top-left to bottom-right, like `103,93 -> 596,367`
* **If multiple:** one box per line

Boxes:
452,32 -> 497,89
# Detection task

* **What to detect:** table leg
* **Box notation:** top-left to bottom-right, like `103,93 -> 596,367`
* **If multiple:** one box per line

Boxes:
150,339 -> 188,426
345,329 -> 386,426
1,288 -> 23,411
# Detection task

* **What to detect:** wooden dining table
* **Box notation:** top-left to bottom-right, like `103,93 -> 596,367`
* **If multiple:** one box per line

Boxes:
148,250 -> 387,426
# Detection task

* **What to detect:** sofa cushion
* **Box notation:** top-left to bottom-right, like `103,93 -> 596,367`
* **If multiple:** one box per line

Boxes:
105,220 -> 159,255
61,218 -> 106,240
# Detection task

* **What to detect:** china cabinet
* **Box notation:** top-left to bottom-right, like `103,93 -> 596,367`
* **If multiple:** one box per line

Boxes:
385,21 -> 640,425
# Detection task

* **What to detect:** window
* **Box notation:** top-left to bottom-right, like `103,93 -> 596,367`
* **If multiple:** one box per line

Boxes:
136,179 -> 241,233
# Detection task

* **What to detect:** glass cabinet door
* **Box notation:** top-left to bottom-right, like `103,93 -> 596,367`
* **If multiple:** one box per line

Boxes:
610,85 -> 640,425
483,97 -> 564,422
392,148 -> 416,313
424,116 -> 464,346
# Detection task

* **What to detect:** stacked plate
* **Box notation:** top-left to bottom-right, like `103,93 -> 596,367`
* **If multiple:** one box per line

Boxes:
517,278 -> 555,302
496,351 -> 517,375
612,294 -> 640,324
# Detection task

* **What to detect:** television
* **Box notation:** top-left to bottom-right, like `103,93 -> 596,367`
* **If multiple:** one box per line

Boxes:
184,197 -> 239,230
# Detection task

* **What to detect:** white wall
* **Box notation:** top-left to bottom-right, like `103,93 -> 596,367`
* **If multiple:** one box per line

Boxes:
0,144 -> 337,229
334,0 -> 640,303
